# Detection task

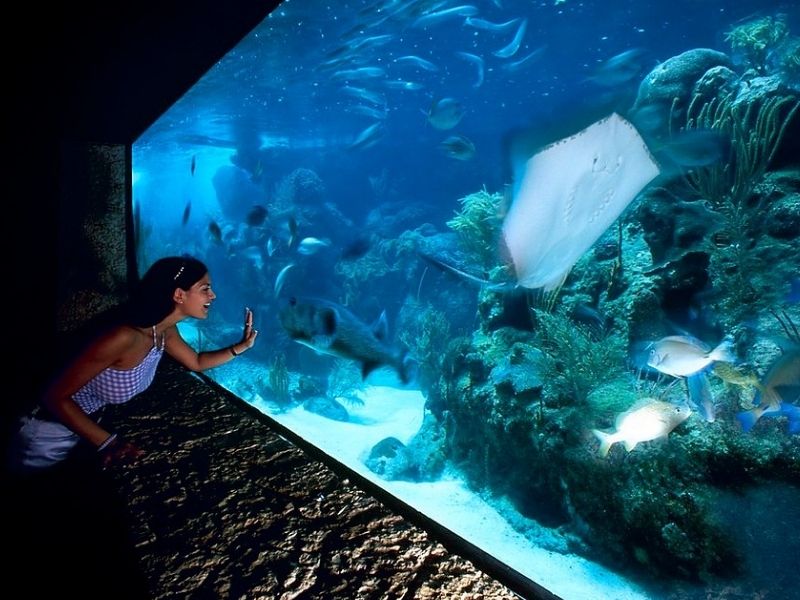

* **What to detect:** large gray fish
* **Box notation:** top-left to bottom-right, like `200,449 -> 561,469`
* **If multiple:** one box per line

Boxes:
279,297 -> 412,384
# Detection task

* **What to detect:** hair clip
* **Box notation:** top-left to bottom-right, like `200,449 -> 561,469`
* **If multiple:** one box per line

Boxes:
173,265 -> 185,280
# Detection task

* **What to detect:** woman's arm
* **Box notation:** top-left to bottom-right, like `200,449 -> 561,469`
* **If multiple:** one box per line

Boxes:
42,327 -> 138,447
166,307 -> 258,371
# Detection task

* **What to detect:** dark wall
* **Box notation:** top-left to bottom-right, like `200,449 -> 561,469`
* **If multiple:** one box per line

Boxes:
6,1 -> 280,427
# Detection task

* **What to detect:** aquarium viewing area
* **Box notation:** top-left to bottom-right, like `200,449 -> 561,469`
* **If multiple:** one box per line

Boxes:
15,0 -> 798,599
130,0 -> 800,598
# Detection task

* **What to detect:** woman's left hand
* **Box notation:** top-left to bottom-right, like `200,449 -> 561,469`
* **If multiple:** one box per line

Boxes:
239,307 -> 258,350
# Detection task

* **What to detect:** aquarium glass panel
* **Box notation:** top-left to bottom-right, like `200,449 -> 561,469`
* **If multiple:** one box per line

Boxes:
132,1 -> 800,598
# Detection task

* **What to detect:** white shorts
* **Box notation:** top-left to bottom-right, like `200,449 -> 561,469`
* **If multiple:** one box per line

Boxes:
8,415 -> 80,472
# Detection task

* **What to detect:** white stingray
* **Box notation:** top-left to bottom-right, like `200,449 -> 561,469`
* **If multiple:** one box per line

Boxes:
502,113 -> 660,291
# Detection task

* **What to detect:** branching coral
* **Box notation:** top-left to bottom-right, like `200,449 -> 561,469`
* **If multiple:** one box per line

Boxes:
268,354 -> 290,405
678,92 -> 800,323
398,300 -> 451,388
533,309 -> 626,406
327,358 -> 363,401
724,14 -> 790,73
446,187 -> 504,268
683,92 -> 799,208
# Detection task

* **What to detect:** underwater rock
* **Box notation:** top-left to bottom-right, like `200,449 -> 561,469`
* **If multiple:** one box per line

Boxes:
766,193 -> 800,240
302,396 -> 349,422
490,349 -> 545,394
284,167 -> 325,205
368,436 -> 406,464
633,48 -> 733,132
692,65 -> 740,103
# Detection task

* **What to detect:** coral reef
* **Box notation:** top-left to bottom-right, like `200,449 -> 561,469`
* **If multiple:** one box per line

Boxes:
445,188 -> 504,269
724,14 -> 790,73
269,354 -> 291,405
273,167 -> 326,206
398,300 -> 451,392
416,33 -> 800,584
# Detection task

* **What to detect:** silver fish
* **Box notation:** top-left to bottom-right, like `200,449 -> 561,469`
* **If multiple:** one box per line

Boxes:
274,263 -> 295,298
297,237 -> 331,255
394,55 -> 439,71
455,51 -> 484,88
593,399 -> 691,457
646,335 -> 735,378
493,18 -> 527,58
427,97 -> 464,130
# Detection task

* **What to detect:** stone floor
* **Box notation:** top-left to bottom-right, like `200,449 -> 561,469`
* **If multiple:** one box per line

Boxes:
7,359 -> 541,600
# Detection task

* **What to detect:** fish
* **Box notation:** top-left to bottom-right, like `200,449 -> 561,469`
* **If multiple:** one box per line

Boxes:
737,349 -> 800,432
279,297 -> 412,384
686,372 -> 716,423
501,46 -> 546,72
267,236 -> 277,257
464,17 -> 520,32
298,237 -> 331,255
592,399 -> 691,457
502,113 -> 660,291
191,155 -> 196,176
208,221 -> 223,244
246,204 -> 269,227
418,253 -> 513,291
439,134 -> 476,160
758,401 -> 800,434
287,216 -> 298,249
340,85 -> 386,106
384,80 -> 425,91
394,55 -> 439,71
349,122 -> 385,150
646,335 -> 735,378
427,97 -> 465,130
712,362 -> 767,392
182,200 -> 191,226
411,5 -> 479,29
586,48 -> 648,86
274,263 -> 295,298
493,18 -> 527,58
332,66 -> 386,81
455,51 -> 484,88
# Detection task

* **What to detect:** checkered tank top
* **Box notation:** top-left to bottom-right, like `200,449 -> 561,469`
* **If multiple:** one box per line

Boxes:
72,326 -> 166,415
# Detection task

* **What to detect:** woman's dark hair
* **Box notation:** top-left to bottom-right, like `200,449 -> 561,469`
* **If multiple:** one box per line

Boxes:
126,256 -> 208,327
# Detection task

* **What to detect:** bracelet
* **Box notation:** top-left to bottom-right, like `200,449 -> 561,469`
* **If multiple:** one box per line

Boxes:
229,346 -> 240,357
97,433 -> 118,453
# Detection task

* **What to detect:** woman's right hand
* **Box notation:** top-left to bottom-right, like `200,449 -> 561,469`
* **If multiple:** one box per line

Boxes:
99,436 -> 144,468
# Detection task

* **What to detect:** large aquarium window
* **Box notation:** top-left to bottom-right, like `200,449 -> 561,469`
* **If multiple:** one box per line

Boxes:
132,1 -> 799,598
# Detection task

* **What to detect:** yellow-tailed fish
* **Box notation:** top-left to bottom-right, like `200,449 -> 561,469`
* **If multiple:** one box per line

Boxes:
737,349 -> 800,432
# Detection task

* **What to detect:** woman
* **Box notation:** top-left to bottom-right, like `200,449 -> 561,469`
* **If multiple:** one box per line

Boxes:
10,255 -> 258,471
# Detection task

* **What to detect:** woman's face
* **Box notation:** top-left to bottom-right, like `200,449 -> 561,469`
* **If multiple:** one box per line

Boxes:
181,272 -> 216,319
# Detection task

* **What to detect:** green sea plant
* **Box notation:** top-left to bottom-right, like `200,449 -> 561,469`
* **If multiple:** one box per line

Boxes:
398,299 -> 451,389
268,354 -> 290,405
682,92 -> 799,208
446,187 -> 504,268
679,92 -> 799,323
327,358 -> 363,401
724,14 -> 790,73
533,308 -> 626,406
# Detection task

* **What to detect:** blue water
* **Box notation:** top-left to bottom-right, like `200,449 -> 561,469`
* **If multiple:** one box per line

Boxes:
133,1 -> 800,598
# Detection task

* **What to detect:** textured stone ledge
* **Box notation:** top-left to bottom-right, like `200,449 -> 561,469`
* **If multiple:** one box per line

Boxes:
100,358 -> 522,599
